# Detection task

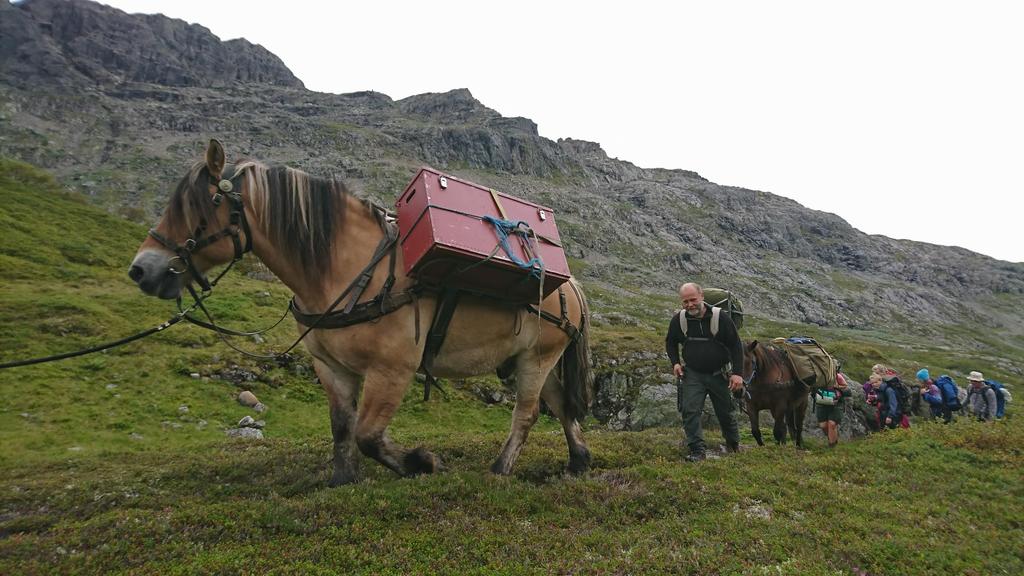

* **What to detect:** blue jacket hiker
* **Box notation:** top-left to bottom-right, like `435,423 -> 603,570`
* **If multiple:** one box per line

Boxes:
916,369 -> 945,420
879,373 -> 910,429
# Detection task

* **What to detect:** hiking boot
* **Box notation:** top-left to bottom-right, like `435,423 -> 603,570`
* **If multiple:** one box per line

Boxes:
726,440 -> 740,453
685,451 -> 706,463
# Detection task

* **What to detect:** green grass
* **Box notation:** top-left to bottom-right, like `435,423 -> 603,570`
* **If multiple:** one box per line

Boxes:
1,158 -> 1022,574
1,419 -> 1020,574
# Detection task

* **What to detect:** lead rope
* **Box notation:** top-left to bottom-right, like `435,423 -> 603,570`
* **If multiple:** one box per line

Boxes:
0,294 -> 211,370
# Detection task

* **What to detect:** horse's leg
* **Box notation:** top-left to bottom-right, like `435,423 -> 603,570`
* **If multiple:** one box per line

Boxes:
540,370 -> 591,474
785,408 -> 798,446
793,399 -> 808,448
749,406 -> 765,446
315,359 -> 362,486
355,367 -> 440,477
772,407 -> 788,444
491,351 -> 559,475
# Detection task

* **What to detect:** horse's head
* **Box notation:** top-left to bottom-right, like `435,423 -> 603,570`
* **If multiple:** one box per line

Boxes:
129,140 -> 250,299
740,340 -> 760,385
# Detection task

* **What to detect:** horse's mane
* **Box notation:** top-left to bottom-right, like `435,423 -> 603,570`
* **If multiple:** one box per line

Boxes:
750,341 -> 793,389
168,159 -> 385,286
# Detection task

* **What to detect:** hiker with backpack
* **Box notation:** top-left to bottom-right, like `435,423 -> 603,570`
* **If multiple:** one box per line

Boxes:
877,370 -> 911,429
814,372 -> 851,447
966,371 -> 999,421
665,282 -> 744,462
916,369 -> 945,421
864,373 -> 883,431
920,369 -> 962,424
984,378 -> 1011,419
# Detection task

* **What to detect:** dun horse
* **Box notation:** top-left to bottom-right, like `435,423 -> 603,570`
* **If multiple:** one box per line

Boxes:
738,340 -> 808,447
129,140 -> 593,485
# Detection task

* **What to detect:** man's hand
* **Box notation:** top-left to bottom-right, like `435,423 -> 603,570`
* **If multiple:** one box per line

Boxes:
728,374 -> 744,392
673,364 -> 684,378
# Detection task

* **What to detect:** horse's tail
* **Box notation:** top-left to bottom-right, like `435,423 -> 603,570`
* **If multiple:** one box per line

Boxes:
562,277 -> 593,422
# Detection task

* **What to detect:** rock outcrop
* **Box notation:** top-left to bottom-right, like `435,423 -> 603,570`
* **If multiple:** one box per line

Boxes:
1,0 -> 302,89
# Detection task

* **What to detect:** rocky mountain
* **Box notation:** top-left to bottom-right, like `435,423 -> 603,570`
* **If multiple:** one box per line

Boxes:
1,0 -> 1022,430
1,0 -> 302,89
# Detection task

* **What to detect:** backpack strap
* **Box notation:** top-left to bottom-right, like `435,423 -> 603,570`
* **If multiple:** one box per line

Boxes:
678,306 -> 722,339
677,306 -> 728,371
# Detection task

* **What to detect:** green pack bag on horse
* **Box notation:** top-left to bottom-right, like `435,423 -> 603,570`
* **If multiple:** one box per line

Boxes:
773,336 -> 838,389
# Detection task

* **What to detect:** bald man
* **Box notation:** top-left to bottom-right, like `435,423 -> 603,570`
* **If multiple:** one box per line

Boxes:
665,282 -> 744,461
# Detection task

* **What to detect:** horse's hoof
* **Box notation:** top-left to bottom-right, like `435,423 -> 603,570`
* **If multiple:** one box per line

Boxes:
489,460 -> 513,476
327,472 -> 358,487
567,447 -> 591,475
404,447 -> 440,476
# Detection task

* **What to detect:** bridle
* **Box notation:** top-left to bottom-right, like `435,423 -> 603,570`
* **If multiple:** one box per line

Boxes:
147,165 -> 252,293
743,355 -> 758,387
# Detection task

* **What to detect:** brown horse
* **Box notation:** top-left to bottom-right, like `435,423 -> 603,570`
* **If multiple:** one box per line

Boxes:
129,140 -> 593,485
738,340 -> 809,447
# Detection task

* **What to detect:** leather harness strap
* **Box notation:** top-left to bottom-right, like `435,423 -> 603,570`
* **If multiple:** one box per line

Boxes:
287,220 -> 403,330
525,285 -> 581,343
288,289 -> 418,329
419,287 -> 461,401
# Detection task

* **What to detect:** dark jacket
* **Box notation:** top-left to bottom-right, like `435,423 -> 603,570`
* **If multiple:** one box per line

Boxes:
879,381 -> 902,419
665,305 -> 743,375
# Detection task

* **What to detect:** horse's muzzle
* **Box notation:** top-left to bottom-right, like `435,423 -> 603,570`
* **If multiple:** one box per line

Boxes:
129,250 -> 183,300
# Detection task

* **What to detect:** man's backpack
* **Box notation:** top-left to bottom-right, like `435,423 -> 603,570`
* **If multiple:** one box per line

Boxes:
678,288 -> 744,338
774,336 -> 838,389
935,375 -> 962,410
985,380 -> 1006,400
702,288 -> 744,332
888,378 -> 911,415
985,380 -> 1009,418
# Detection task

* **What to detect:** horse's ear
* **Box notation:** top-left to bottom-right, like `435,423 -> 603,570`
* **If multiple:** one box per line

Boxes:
206,139 -> 226,179
747,340 -> 759,351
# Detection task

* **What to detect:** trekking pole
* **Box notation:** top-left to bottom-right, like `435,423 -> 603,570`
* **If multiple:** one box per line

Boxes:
676,374 -> 685,414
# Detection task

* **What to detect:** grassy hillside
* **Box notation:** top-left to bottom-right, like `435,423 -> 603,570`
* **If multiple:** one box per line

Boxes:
1,159 -> 1021,575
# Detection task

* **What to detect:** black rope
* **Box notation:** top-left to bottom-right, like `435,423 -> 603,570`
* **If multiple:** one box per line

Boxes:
183,283 -> 293,361
0,309 -> 192,369
178,294 -> 291,338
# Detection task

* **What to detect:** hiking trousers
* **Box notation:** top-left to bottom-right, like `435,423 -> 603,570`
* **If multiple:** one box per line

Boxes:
679,368 -> 740,454
941,404 -> 954,424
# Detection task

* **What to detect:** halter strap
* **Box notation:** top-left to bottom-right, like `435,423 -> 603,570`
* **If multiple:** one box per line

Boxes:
147,166 -> 250,292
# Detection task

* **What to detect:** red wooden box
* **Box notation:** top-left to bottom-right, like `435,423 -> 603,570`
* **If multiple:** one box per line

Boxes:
396,167 -> 571,302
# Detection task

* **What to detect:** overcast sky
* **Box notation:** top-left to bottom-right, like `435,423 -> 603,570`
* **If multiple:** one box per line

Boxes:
98,0 -> 1023,262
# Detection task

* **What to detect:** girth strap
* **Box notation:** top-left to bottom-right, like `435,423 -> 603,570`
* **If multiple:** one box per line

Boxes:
419,288 -> 461,401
